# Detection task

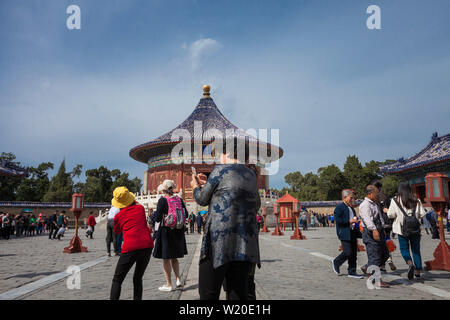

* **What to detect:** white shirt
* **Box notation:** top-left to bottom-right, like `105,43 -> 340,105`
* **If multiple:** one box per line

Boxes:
347,206 -> 355,220
448,209 -> 450,220
387,197 -> 426,236
108,206 -> 120,220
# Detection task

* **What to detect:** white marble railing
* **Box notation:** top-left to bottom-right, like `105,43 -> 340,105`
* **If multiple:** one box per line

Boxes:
95,209 -> 108,223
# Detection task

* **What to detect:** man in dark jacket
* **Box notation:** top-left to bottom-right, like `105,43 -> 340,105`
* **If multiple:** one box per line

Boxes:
196,213 -> 203,234
48,211 -> 59,240
189,213 -> 195,234
332,190 -> 363,278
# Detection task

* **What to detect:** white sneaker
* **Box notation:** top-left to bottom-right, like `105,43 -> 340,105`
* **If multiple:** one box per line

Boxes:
176,279 -> 183,287
158,285 -> 173,292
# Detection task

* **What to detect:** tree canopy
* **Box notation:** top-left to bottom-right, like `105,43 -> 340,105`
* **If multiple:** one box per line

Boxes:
0,153 -> 142,202
279,155 -> 400,201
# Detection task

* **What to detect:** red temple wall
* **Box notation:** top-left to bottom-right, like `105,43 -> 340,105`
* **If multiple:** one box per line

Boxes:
146,164 -> 268,201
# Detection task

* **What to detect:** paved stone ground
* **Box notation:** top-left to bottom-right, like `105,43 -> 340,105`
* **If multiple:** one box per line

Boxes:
1,226 -> 449,300
256,227 -> 450,300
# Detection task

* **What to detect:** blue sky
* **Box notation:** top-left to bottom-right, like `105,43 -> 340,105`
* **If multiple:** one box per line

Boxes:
1,0 -> 449,189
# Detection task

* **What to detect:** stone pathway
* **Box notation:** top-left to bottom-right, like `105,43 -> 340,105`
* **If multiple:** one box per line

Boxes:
0,226 -> 449,300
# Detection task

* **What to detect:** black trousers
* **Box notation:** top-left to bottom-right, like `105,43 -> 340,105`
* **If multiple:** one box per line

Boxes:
335,230 -> 358,273
362,228 -> 389,269
110,247 -> 152,300
199,257 -> 252,300
190,224 -> 194,233
106,220 -> 117,254
49,225 -> 58,239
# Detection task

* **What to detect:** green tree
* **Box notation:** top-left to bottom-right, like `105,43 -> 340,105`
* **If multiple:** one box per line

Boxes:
111,171 -> 142,195
0,152 -> 26,201
381,175 -> 401,198
43,160 -> 73,202
16,162 -> 54,201
343,155 -> 366,198
284,171 -> 303,193
83,176 -> 103,202
84,166 -> 113,202
318,164 -> 347,200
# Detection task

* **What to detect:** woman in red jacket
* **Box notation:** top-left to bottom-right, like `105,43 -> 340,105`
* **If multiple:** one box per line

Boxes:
110,186 -> 154,300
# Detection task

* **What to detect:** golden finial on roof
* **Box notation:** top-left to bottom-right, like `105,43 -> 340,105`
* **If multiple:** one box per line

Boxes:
203,84 -> 211,97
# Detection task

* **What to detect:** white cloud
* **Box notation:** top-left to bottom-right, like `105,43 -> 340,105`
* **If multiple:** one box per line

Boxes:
185,38 -> 223,70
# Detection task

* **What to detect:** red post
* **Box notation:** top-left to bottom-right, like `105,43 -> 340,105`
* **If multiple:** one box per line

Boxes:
272,211 -> 284,236
261,207 -> 270,233
425,202 -> 450,271
291,211 -> 306,240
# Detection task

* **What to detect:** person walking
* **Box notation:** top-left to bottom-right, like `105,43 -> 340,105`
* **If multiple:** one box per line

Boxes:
110,186 -> 154,300
106,206 -> 120,257
37,213 -> 44,235
422,211 -> 432,235
56,211 -> 65,235
387,181 -> 426,280
2,213 -> 11,240
48,211 -> 59,240
29,215 -> 37,236
426,209 -> 440,239
192,141 -> 260,300
196,212 -> 203,234
373,180 -> 397,272
447,206 -> 450,233
189,212 -> 195,234
152,180 -> 188,292
301,212 -> 308,231
359,185 -> 390,288
87,212 -> 97,239
332,190 -> 363,279
310,214 -> 316,228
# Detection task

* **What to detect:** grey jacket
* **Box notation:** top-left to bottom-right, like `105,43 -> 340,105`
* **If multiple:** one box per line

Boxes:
194,164 -> 261,269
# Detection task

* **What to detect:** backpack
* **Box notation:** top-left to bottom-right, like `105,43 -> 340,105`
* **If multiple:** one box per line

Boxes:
393,198 -> 421,238
164,195 -> 186,229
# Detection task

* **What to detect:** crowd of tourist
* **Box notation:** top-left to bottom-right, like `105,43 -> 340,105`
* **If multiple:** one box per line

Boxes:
332,180 -> 450,288
0,210 -> 70,240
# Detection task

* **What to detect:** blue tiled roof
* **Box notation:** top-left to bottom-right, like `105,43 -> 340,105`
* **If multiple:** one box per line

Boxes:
380,132 -> 450,174
130,96 -> 283,163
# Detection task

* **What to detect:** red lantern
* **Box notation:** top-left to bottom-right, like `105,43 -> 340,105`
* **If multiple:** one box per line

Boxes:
424,172 -> 450,272
71,193 -> 84,211
425,172 -> 449,203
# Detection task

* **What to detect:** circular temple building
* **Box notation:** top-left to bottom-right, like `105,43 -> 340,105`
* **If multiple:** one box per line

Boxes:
129,85 -> 283,212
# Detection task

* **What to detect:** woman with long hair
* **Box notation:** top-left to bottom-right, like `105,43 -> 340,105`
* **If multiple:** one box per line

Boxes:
387,181 -> 426,280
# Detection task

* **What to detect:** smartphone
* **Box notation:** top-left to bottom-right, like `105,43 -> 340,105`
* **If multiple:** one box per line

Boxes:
191,166 -> 197,176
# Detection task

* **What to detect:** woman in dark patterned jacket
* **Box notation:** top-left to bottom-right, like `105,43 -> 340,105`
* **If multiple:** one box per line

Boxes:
192,144 -> 261,300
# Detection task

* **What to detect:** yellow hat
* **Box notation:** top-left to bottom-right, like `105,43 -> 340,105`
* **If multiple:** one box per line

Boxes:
111,186 -> 135,209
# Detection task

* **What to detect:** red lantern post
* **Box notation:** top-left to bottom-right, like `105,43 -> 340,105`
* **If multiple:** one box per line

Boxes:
261,207 -> 270,233
424,173 -> 450,271
272,202 -> 284,236
291,201 -> 306,240
64,193 -> 88,253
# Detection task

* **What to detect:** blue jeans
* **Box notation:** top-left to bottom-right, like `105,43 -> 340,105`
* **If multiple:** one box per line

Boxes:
398,234 -> 422,270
